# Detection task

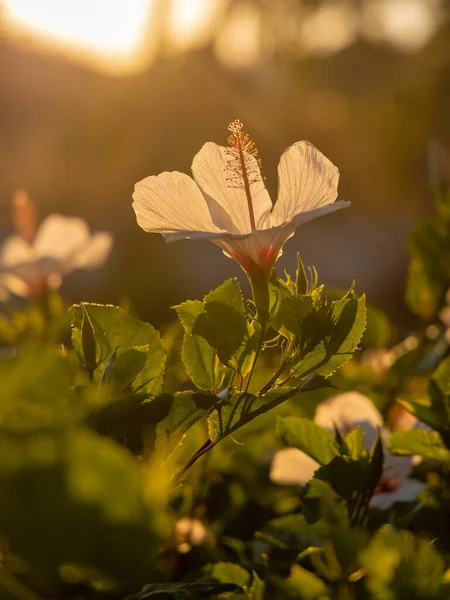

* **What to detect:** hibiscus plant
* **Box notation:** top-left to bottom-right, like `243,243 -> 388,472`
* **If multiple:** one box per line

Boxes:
0,124 -> 450,600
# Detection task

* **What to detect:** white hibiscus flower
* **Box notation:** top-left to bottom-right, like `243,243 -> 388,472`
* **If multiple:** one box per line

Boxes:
270,392 -> 427,510
133,119 -> 349,280
0,190 -> 113,300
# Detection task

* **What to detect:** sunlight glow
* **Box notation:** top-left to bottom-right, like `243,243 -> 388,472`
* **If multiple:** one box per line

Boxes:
362,0 -> 441,52
2,0 -> 153,72
168,0 -> 222,52
3,0 -> 151,54
214,3 -> 263,68
300,3 -> 358,56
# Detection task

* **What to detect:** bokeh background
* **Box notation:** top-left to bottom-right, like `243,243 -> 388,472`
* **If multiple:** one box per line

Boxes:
1,0 -> 449,330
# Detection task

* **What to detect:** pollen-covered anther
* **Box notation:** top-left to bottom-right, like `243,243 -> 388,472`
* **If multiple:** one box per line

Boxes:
228,119 -> 244,134
226,119 -> 259,159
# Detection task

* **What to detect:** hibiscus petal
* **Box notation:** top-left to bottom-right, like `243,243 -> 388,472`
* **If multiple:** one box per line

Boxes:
270,448 -> 319,485
291,200 -> 351,227
214,224 -> 294,275
192,142 -> 273,234
133,171 -> 226,241
383,452 -> 415,482
0,273 -> 29,298
370,479 -> 427,511
271,141 -> 345,227
315,392 -> 386,451
34,215 -> 90,262
0,235 -> 35,268
69,232 -> 113,271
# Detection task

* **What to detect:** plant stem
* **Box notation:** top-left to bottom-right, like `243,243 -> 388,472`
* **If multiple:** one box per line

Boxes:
244,322 -> 266,395
226,375 -> 315,438
241,322 -> 266,414
225,320 -> 267,429
174,375 -> 315,484
258,337 -> 295,396
173,439 -> 215,485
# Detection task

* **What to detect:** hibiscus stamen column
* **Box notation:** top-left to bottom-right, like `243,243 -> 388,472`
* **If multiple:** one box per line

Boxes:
226,119 -> 257,231
225,120 -> 271,326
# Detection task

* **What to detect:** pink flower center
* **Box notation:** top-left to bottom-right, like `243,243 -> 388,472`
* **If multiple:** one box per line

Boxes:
375,475 -> 399,494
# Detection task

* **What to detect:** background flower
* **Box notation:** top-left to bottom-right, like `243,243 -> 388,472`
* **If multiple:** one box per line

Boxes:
270,392 -> 427,509
0,192 -> 113,300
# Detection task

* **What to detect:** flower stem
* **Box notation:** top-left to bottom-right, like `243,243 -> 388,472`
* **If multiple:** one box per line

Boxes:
241,322 -> 267,415
244,322 -> 266,395
249,273 -> 270,325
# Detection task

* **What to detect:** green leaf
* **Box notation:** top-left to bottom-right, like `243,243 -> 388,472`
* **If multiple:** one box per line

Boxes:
360,530 -> 449,598
193,301 -> 247,364
80,304 -> 99,378
405,222 -> 450,319
277,416 -> 340,465
248,572 -> 265,600
155,391 -> 218,452
182,334 -> 225,391
296,255 -> 308,295
100,346 -> 149,392
207,397 -> 236,442
343,426 -> 366,460
398,386 -> 449,433
126,581 -> 242,599
275,295 -> 314,337
210,562 -> 250,588
175,300 -> 226,391
228,322 -> 258,377
175,299 -> 204,331
310,430 -> 383,512
175,279 -> 254,388
302,478 -> 349,525
87,390 -> 218,456
292,294 -> 366,379
204,277 -> 245,310
192,279 -> 248,365
0,427 -> 168,589
388,429 -> 450,462
396,356 -> 450,438
433,355 -> 450,398
268,273 -> 291,326
86,393 -> 172,452
284,565 -> 329,600
71,303 -> 166,396
369,430 -> 385,490
314,456 -> 372,501
0,346 -> 76,431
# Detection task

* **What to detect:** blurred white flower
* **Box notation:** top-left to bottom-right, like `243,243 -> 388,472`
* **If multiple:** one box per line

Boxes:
0,191 -> 113,300
370,451 -> 425,510
270,392 -> 426,509
175,517 -> 207,553
133,119 -> 349,279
